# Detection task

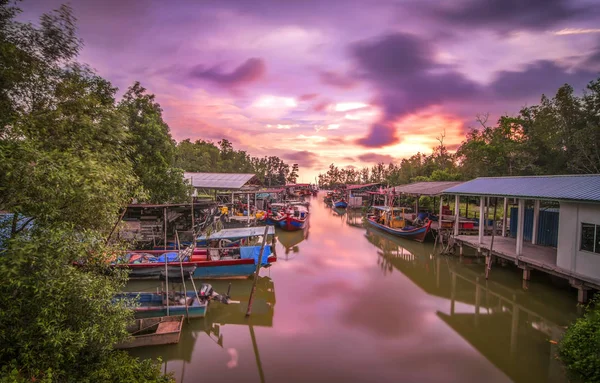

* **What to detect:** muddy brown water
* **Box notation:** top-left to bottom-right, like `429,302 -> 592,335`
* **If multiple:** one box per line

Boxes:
126,194 -> 580,383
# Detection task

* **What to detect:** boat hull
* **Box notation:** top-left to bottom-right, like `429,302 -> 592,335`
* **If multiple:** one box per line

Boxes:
115,316 -> 183,349
118,292 -> 208,318
281,216 -> 307,231
117,255 -> 277,280
365,218 -> 431,242
333,201 -> 348,208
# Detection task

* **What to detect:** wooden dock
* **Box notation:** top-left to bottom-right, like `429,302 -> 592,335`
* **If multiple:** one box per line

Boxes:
454,234 -> 600,301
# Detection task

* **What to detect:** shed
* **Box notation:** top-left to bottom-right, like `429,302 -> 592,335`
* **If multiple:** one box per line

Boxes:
443,174 -> 600,296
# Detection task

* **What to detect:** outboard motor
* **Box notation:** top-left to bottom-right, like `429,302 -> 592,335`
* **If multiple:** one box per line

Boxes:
198,283 -> 214,303
212,283 -> 233,304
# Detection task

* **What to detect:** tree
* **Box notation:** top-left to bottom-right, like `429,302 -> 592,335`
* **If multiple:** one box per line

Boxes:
559,298 -> 600,383
0,3 -> 171,381
119,82 -> 190,203
288,163 -> 299,183
0,227 -> 171,382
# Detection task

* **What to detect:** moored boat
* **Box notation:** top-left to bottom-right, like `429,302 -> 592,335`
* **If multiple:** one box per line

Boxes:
115,315 -> 184,349
365,206 -> 432,242
115,227 -> 277,279
117,283 -> 232,318
333,199 -> 348,208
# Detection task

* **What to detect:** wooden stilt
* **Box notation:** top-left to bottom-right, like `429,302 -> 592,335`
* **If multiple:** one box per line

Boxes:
246,225 -> 271,316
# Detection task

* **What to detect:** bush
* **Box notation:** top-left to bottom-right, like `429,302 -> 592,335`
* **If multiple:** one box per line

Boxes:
559,297 -> 600,383
0,227 -> 173,382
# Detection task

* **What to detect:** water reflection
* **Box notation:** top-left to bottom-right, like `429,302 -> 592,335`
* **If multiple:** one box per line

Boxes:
127,276 -> 275,383
276,224 -> 309,258
365,227 -> 577,383
127,194 -> 580,383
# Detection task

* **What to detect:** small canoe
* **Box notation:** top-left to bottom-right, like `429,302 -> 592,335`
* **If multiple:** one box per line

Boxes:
115,315 -> 184,349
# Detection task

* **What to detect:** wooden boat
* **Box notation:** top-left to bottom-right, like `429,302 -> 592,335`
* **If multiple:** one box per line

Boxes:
278,205 -> 308,231
117,283 -> 232,319
116,227 -> 277,279
115,315 -> 184,349
333,199 -> 348,208
365,206 -> 432,242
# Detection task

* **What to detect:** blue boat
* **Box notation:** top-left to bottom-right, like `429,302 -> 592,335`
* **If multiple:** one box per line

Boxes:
333,199 -> 348,208
117,284 -> 232,318
117,291 -> 208,318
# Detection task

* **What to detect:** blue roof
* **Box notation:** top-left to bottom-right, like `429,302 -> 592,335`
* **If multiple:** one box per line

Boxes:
443,175 -> 600,203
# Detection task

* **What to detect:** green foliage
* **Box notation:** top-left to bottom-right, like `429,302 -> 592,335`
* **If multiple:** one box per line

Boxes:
0,3 -> 173,381
0,227 -> 172,382
175,139 -> 292,186
559,298 -> 600,383
119,82 -> 190,204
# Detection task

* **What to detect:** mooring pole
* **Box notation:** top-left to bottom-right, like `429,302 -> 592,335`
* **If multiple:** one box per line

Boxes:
246,225 -> 271,316
164,207 -> 168,251
191,176 -> 195,232
486,197 -> 498,280
176,231 -> 189,321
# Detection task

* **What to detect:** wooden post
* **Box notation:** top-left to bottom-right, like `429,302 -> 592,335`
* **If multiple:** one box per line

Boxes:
502,197 -> 508,237
454,195 -> 460,236
247,192 -> 251,225
165,244 -> 169,316
532,199 -> 540,245
246,225 -> 271,316
191,176 -> 195,232
176,231 -> 190,321
465,197 -> 469,218
164,207 -> 168,250
438,195 -> 444,231
485,198 -> 498,280
478,197 -> 485,244
249,324 -> 266,383
516,199 -> 525,256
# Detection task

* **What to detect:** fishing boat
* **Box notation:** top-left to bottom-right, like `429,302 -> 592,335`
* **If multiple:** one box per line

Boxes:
365,206 -> 432,242
115,315 -> 184,349
333,198 -> 348,209
117,283 -> 232,318
116,227 -> 277,280
273,204 -> 308,231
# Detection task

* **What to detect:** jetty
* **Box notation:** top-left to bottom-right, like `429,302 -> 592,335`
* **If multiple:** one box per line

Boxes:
442,175 -> 600,302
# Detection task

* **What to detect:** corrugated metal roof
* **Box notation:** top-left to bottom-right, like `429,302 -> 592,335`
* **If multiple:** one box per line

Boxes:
391,181 -> 464,196
184,172 -> 257,190
197,226 -> 275,240
443,175 -> 600,203
347,183 -> 381,190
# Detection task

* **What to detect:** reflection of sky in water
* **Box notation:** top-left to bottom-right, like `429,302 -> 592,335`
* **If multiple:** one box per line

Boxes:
130,195 -> 579,383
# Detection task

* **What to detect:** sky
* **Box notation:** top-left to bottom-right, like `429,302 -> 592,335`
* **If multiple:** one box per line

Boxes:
19,0 -> 600,182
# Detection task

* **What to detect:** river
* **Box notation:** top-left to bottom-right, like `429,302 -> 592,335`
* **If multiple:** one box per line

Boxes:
127,194 -> 580,383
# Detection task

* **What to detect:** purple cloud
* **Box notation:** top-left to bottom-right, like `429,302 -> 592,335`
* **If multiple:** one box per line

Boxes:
490,60 -> 596,99
358,153 -> 396,164
319,70 -> 357,89
424,0 -> 595,33
351,33 -> 480,147
189,58 -> 266,87
282,150 -> 322,168
299,93 -> 319,101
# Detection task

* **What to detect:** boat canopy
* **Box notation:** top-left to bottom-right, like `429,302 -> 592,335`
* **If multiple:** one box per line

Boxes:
197,226 -> 275,241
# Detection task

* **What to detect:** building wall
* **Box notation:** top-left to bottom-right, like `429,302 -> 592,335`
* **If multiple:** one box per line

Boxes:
557,202 -> 600,280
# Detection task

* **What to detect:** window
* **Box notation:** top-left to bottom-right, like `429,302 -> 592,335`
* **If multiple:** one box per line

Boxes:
581,223 -> 600,254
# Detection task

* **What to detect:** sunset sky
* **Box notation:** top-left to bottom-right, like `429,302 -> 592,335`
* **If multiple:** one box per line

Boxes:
21,0 -> 600,181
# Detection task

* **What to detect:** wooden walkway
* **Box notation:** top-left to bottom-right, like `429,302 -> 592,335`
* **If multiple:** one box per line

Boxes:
455,235 -> 600,292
